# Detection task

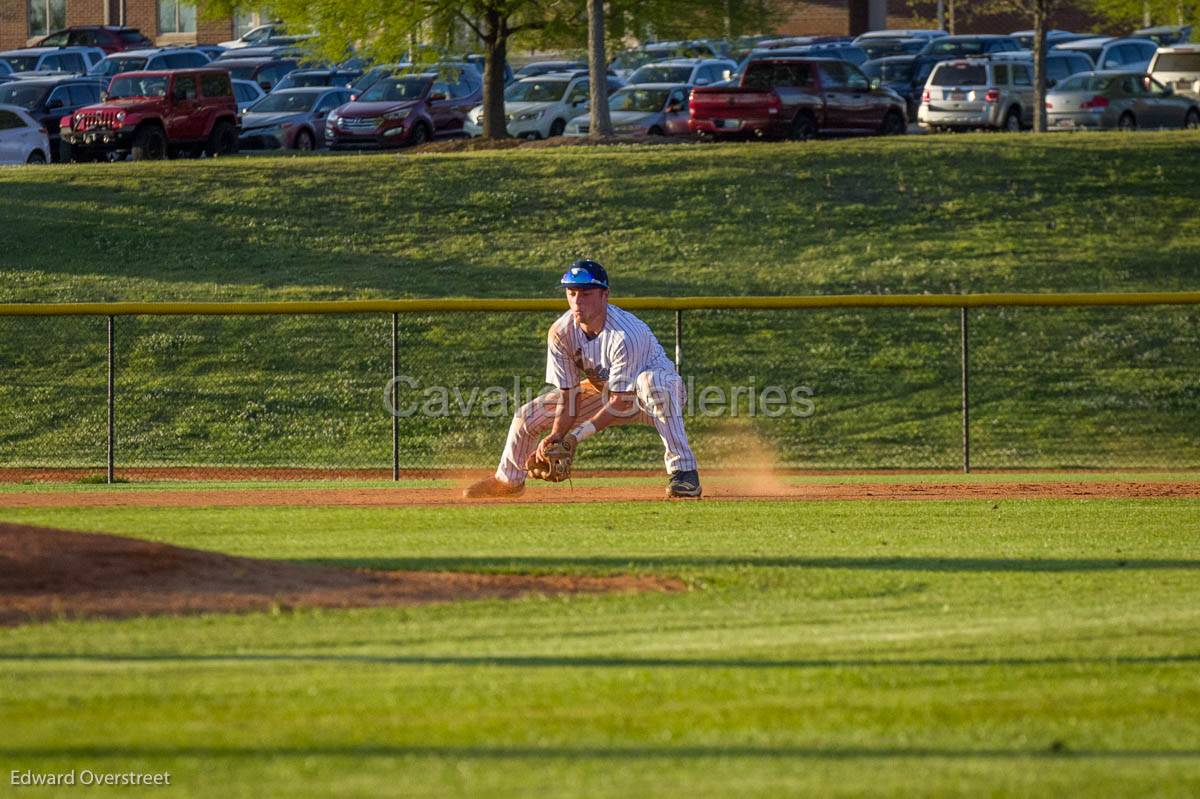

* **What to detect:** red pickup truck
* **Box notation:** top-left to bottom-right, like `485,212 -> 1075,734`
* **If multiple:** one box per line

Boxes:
689,57 -> 907,139
60,68 -> 239,161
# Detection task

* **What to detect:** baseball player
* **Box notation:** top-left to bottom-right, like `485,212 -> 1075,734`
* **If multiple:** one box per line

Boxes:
464,259 -> 702,499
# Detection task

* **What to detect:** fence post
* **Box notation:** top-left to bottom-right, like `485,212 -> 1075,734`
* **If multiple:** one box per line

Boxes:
391,312 -> 399,482
960,306 -> 970,474
674,309 -> 683,369
107,315 -> 115,485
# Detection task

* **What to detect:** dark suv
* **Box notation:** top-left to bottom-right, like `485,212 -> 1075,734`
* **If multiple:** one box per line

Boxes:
35,26 -> 152,54
0,76 -> 101,160
60,69 -> 239,161
212,57 -> 298,91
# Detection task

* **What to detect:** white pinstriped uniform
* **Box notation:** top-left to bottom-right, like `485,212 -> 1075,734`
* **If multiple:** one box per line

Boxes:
496,304 -> 698,483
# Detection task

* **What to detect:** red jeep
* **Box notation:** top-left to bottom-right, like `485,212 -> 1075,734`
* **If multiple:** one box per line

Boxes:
689,57 -> 907,139
60,69 -> 239,161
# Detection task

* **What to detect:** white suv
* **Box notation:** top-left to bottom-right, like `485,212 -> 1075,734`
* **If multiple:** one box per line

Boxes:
0,46 -> 106,76
626,58 -> 736,87
919,57 -> 1034,131
1149,44 -> 1200,98
464,71 -> 623,139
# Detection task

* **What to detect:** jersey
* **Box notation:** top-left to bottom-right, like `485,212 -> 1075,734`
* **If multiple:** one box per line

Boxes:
546,304 -> 675,393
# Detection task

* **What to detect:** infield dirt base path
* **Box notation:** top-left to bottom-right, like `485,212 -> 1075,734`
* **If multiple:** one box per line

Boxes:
2,480 -> 1198,508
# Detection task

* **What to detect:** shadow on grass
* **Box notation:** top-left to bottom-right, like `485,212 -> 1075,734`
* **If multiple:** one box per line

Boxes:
1,744 -> 1198,761
1,653 -> 1196,670
298,556 -> 1200,573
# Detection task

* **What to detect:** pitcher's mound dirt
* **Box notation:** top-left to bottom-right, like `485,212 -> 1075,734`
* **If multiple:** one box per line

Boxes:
0,523 -> 684,627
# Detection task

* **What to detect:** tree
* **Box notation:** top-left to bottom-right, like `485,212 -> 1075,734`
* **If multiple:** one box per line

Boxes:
200,0 -> 572,139
984,0 -> 1061,132
586,0 -> 612,138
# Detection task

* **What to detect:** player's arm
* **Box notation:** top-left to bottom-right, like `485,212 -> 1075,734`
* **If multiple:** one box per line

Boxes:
582,391 -> 637,432
539,384 -> 581,456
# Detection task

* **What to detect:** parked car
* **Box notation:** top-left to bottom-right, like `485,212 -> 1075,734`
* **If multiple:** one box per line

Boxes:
463,70 -> 623,139
34,25 -> 152,54
853,29 -> 947,43
1147,44 -> 1200,97
0,47 -> 106,75
1132,25 -> 1192,46
862,55 -> 931,118
349,63 -> 411,98
1009,29 -> 1078,49
0,59 -> 12,76
609,40 -> 727,78
60,68 -> 239,161
191,44 -> 227,62
0,104 -> 50,163
1053,37 -> 1158,73
513,60 -> 587,79
461,54 -> 513,84
0,76 -> 101,160
564,83 -> 692,136
239,86 -> 351,150
327,67 -> 481,148
211,45 -> 306,62
918,57 -> 1034,132
924,35 -> 1023,57
270,68 -> 361,92
232,78 -> 266,113
1045,70 -> 1200,130
689,57 -> 907,139
219,23 -> 288,50
212,57 -> 298,91
733,44 -> 869,81
989,49 -> 1096,87
89,48 -> 212,80
626,58 -> 736,87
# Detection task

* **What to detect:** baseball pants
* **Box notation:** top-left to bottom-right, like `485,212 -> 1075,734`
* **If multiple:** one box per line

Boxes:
496,368 -> 698,484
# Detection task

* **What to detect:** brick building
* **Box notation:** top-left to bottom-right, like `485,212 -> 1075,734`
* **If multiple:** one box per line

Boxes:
2,0 -> 1110,53
0,0 -> 270,50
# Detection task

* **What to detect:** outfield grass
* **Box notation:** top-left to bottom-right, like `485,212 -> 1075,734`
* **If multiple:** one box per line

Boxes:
1,134 -> 1198,471
1,497 -> 1199,797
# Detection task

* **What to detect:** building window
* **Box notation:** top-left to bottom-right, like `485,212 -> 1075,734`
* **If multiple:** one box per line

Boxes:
158,0 -> 197,34
234,9 -> 272,38
28,0 -> 67,37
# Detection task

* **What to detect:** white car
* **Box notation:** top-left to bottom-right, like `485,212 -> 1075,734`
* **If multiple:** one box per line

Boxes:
1053,37 -> 1159,73
1149,44 -> 1200,97
220,23 -> 286,50
464,70 -> 624,139
0,104 -> 50,164
0,46 -> 106,76
625,58 -> 736,87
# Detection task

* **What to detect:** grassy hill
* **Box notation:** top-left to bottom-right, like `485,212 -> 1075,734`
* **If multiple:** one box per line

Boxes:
1,133 -> 1198,473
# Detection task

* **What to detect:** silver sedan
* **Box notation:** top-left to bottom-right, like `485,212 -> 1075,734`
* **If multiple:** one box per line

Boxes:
1045,70 -> 1200,131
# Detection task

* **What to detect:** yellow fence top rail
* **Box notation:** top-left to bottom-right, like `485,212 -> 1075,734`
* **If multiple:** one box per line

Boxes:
1,292 -> 1198,316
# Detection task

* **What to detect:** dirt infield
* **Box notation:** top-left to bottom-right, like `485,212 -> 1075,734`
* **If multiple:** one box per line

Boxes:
1,480 -> 1197,508
0,523 -> 685,627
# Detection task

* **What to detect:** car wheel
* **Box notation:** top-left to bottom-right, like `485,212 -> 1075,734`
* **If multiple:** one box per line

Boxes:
408,123 -> 430,146
294,129 -> 314,151
1118,112 -> 1136,131
26,150 -> 46,165
1003,107 -> 1022,133
206,120 -> 238,157
131,126 -> 167,161
789,112 -> 817,141
549,118 -> 566,137
1185,109 -> 1200,129
879,111 -> 906,136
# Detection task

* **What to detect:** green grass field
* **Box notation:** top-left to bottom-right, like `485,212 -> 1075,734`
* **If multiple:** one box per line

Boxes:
2,485 -> 1200,797
2,134 -> 1199,471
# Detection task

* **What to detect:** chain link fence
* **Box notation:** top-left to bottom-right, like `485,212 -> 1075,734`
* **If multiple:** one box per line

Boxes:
1,298 -> 1197,481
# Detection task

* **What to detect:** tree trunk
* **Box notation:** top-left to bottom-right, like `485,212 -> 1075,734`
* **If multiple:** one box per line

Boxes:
1032,6 -> 1046,132
481,9 -> 509,139
948,0 -> 956,34
587,0 -> 612,138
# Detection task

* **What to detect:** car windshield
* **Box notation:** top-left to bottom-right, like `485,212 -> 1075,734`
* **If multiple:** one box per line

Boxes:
504,79 -> 568,102
628,65 -> 692,84
248,91 -> 317,112
90,56 -> 146,77
107,75 -> 167,98
928,39 -> 989,56
1053,74 -> 1113,92
3,55 -> 42,71
278,72 -> 338,88
0,82 -> 47,109
931,63 -> 988,85
359,76 -> 428,102
1154,52 -> 1200,71
608,87 -> 671,112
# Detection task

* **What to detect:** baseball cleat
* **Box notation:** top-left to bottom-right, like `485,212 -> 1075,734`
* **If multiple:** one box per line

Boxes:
666,470 -> 702,498
462,477 -> 526,499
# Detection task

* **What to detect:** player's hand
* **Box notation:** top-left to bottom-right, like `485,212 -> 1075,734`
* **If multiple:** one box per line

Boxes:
537,434 -> 561,459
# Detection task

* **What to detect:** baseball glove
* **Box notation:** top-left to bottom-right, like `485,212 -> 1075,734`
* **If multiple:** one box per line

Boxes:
526,434 -> 577,483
